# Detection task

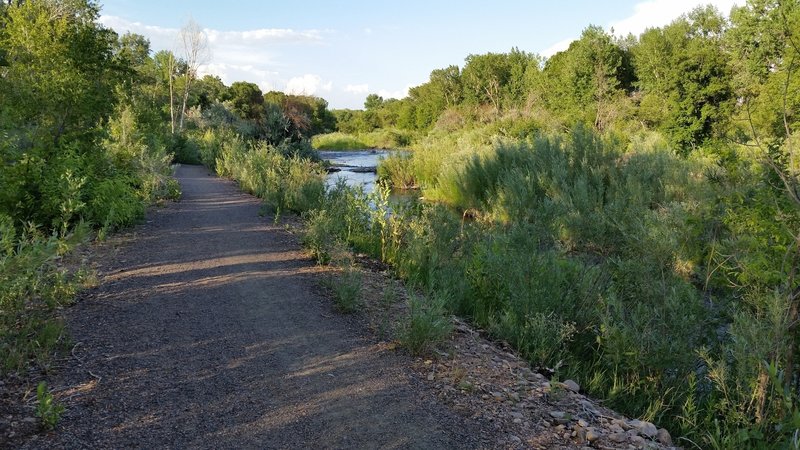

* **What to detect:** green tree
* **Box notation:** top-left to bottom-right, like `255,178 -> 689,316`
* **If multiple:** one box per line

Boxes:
632,6 -> 734,150
229,81 -> 264,122
541,26 -> 632,129
364,93 -> 384,111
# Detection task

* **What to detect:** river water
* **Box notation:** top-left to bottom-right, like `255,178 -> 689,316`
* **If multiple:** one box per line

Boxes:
320,149 -> 394,193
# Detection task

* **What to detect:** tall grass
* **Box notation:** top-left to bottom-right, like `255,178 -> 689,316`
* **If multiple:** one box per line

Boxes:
215,138 -> 326,214
313,129 -> 414,150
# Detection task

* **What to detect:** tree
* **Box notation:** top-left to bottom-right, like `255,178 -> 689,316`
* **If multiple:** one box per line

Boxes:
632,6 -> 733,150
177,18 -> 209,131
541,26 -> 632,130
364,94 -> 384,111
229,81 -> 264,121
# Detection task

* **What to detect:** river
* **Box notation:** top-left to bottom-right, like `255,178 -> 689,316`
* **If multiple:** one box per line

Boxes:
320,149 -> 393,193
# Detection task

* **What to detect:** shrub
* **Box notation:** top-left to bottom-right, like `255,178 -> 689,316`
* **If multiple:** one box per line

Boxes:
400,291 -> 453,356
324,266 -> 363,313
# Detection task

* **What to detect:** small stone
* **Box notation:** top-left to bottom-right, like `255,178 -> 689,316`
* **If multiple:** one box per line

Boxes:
575,427 -> 587,443
427,373 -> 435,381
550,411 -> 565,419
424,359 -> 433,365
563,379 -> 580,392
636,421 -> 658,438
22,417 -> 37,423
511,411 -> 524,419
630,435 -> 646,447
609,432 -> 627,443
656,428 -> 672,445
614,419 -> 632,430
508,392 -> 520,402
586,428 -> 601,442
509,435 -> 522,444
577,419 -> 589,428
513,418 -> 522,424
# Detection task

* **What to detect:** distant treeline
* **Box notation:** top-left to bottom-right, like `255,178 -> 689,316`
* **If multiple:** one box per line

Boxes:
334,4 -> 795,155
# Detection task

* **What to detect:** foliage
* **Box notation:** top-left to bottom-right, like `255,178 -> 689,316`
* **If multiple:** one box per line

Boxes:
324,267 -> 363,314
215,139 -> 326,214
400,292 -> 453,356
36,381 -> 65,430
0,215 -> 86,373
312,129 -> 413,150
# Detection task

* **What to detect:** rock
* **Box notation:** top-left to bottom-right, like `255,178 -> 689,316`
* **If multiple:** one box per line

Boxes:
577,419 -> 589,428
508,392 -> 520,402
635,420 -> 658,438
427,373 -> 435,381
656,428 -> 672,445
511,411 -> 524,419
513,418 -> 522,424
579,399 -> 598,414
575,427 -> 587,443
630,435 -> 646,447
586,428 -> 601,442
550,411 -> 566,419
608,432 -> 627,443
563,379 -> 580,392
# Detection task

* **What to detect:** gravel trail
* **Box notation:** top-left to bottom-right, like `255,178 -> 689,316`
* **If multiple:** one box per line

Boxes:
22,165 -> 492,449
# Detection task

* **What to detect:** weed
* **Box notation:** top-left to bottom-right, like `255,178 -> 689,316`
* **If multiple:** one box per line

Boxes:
400,292 -> 453,356
325,266 -> 363,313
36,382 -> 64,430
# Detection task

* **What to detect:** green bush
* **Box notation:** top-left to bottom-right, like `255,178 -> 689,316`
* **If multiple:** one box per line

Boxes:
215,139 -> 326,214
324,267 -> 363,313
400,292 -> 453,356
0,215 -> 86,373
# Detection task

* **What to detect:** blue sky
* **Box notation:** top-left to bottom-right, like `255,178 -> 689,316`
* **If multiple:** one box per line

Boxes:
99,0 -> 740,109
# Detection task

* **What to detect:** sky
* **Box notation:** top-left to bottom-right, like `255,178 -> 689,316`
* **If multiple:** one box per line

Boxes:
98,0 -> 741,109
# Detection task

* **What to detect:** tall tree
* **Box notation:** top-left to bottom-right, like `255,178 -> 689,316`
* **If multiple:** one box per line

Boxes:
632,6 -> 733,150
178,18 -> 210,131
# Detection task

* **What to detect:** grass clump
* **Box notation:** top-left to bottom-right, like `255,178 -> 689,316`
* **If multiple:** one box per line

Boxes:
36,381 -> 64,430
313,129 -> 414,150
400,292 -> 453,356
324,266 -> 363,313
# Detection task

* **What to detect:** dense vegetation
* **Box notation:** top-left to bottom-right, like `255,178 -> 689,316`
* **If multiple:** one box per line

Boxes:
0,0 -> 342,377
4,0 -> 800,447
312,2 -> 800,447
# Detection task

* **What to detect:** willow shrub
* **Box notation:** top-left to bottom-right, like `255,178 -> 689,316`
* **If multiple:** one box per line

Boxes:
215,139 -> 326,214
0,215 -> 87,373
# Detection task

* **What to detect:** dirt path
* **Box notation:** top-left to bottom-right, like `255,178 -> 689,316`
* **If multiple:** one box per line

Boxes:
21,165 -> 493,449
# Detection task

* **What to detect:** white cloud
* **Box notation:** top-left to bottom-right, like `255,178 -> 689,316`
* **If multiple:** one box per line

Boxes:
205,28 -> 322,45
539,0 -> 742,58
344,84 -> 369,94
377,85 -> 412,101
609,0 -> 741,37
285,74 -> 333,95
100,15 -> 333,97
540,38 -> 573,58
198,63 -> 277,93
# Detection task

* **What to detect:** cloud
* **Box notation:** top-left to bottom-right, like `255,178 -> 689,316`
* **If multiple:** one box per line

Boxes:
100,15 -> 333,97
285,74 -> 333,95
539,0 -> 742,58
205,28 -> 323,45
344,84 -> 369,94
540,38 -> 573,58
377,85 -> 412,100
609,0 -> 741,37
198,63 -> 277,93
